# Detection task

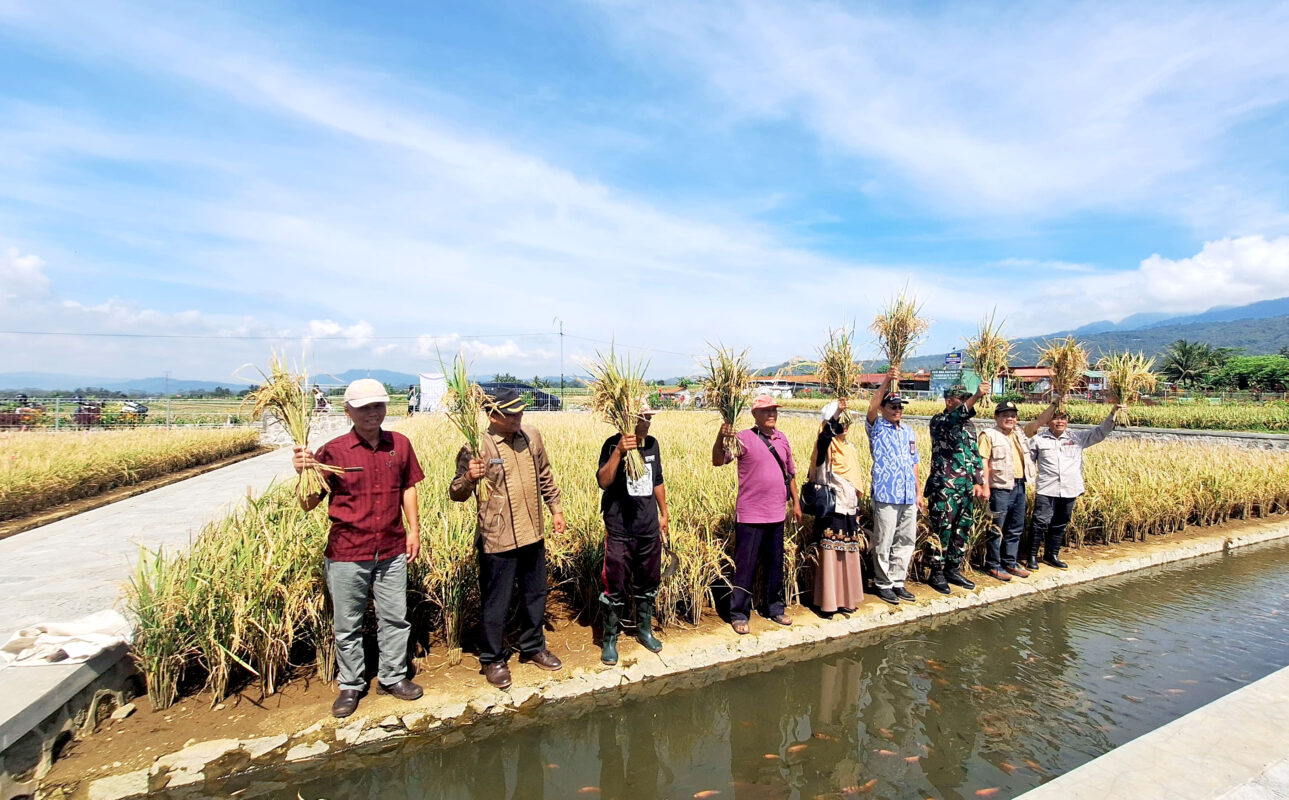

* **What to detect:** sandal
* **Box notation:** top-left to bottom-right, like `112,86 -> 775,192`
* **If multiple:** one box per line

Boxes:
732,620 -> 750,635
770,614 -> 793,626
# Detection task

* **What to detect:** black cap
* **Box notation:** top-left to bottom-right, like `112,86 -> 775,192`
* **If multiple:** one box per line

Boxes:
485,387 -> 525,414
881,393 -> 908,408
994,400 -> 1019,415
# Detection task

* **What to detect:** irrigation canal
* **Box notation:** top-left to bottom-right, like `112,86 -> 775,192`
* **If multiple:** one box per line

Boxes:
182,538 -> 1289,800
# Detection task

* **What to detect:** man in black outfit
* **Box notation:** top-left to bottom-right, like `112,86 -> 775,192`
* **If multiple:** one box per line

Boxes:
595,403 -> 669,665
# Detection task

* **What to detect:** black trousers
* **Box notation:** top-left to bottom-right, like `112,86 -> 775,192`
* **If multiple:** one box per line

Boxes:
730,521 -> 785,622
602,531 -> 662,606
478,540 -> 547,664
1032,494 -> 1077,560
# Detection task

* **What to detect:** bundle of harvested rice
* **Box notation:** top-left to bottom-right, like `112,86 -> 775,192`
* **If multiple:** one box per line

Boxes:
1098,351 -> 1158,425
702,344 -> 753,455
964,309 -> 1014,406
584,347 -> 650,481
1037,336 -> 1090,411
240,351 -> 341,500
871,289 -> 931,392
440,351 -> 493,502
816,325 -> 863,424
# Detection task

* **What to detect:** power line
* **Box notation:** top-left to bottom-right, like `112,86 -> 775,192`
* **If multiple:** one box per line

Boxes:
0,330 -> 550,342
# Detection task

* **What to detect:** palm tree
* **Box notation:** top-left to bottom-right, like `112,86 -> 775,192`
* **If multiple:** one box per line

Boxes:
1160,339 -> 1209,388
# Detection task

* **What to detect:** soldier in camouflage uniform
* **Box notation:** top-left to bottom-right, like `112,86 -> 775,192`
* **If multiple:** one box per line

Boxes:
923,381 -> 988,594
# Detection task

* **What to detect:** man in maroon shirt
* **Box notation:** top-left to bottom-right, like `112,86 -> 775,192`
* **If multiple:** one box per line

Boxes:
294,378 -> 425,718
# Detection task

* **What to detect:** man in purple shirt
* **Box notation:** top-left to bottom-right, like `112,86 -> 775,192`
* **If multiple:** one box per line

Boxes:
712,394 -> 803,635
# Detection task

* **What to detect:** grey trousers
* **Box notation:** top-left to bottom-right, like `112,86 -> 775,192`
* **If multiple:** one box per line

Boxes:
325,555 -> 410,691
871,501 -> 918,589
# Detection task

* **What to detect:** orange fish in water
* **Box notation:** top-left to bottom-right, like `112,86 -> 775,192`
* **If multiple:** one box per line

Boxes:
879,727 -> 894,739
1024,759 -> 1042,771
970,685 -> 990,693
578,789 -> 601,795
693,792 -> 722,799
546,764 -> 559,769
838,787 -> 860,796
928,699 -> 943,713
1124,695 -> 1143,703
933,676 -> 950,687
788,744 -> 809,754
763,753 -> 780,760
858,778 -> 879,793
975,789 -> 1000,798
814,732 -> 838,741
904,756 -> 921,764
999,684 -> 1019,693
1000,762 -> 1017,775
875,749 -> 898,757
1166,688 -> 1186,695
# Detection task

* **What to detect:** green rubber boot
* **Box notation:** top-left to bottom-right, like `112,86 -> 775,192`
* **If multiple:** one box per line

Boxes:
634,593 -> 663,653
599,593 -> 623,665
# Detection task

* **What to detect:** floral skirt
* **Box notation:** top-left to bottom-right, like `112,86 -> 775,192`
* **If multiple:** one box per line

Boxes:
814,512 -> 866,552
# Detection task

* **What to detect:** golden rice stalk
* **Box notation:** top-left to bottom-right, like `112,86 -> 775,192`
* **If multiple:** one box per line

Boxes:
871,289 -> 931,392
439,350 -> 492,503
1037,336 -> 1090,411
816,325 -> 863,425
583,346 -> 650,481
1098,351 -> 1158,425
702,344 -> 753,454
239,351 -> 341,500
964,309 -> 1014,407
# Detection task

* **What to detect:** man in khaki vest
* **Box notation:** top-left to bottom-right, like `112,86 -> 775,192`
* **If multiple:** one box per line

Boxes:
450,387 -> 565,689
978,401 -> 1056,581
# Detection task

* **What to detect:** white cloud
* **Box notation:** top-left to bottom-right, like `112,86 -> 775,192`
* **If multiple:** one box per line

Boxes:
415,333 -> 555,365
591,0 -> 1289,226
306,319 -> 374,349
0,246 -> 50,304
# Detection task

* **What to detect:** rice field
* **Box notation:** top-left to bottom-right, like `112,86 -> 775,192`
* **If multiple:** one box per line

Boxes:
0,428 -> 261,521
126,411 -> 1289,708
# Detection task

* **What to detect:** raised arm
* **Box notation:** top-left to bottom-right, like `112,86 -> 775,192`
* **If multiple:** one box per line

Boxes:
868,366 -> 899,424
963,377 -> 989,412
1078,406 -> 1123,449
1023,397 -> 1061,439
712,423 -> 735,467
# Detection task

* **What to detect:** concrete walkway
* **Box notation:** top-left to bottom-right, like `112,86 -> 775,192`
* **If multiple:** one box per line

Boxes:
1018,664 -> 1289,800
0,447 -> 296,642
0,447 -> 296,778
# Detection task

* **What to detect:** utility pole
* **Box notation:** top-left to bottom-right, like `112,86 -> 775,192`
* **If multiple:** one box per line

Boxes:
553,316 -> 564,408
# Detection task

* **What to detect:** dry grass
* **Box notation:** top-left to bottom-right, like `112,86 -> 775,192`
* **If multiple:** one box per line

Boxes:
439,351 -> 492,503
702,344 -> 753,455
964,310 -> 1014,406
1099,351 -> 1159,425
1037,336 -> 1090,411
0,428 -> 260,521
584,347 -> 650,481
125,412 -> 1289,708
815,325 -> 864,424
239,352 -> 339,499
871,290 -> 931,392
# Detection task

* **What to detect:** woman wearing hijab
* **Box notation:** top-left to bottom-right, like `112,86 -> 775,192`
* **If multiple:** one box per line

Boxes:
809,398 -> 866,614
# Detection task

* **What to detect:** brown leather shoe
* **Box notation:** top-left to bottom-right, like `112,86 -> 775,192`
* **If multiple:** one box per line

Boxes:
332,689 -> 362,718
1006,565 -> 1031,578
377,678 -> 423,701
519,648 -> 563,671
482,662 -> 512,689
987,568 -> 1012,582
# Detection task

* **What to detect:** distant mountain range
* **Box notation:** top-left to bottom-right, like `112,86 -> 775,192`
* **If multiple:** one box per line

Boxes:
0,369 -> 590,394
7,297 -> 1287,392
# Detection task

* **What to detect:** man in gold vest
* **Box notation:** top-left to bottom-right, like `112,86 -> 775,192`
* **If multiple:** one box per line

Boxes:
978,401 -> 1055,581
450,387 -> 565,689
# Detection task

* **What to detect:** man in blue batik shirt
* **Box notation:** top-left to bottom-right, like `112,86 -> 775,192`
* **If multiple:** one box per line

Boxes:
865,366 -> 926,606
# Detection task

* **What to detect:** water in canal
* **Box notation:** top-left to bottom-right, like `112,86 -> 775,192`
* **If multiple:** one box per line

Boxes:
226,539 -> 1289,800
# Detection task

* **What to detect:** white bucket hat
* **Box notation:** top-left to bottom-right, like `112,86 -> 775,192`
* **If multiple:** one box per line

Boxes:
820,400 -> 839,422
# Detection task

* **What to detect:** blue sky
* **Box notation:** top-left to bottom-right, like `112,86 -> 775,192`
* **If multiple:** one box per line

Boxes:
2,0 -> 1289,380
